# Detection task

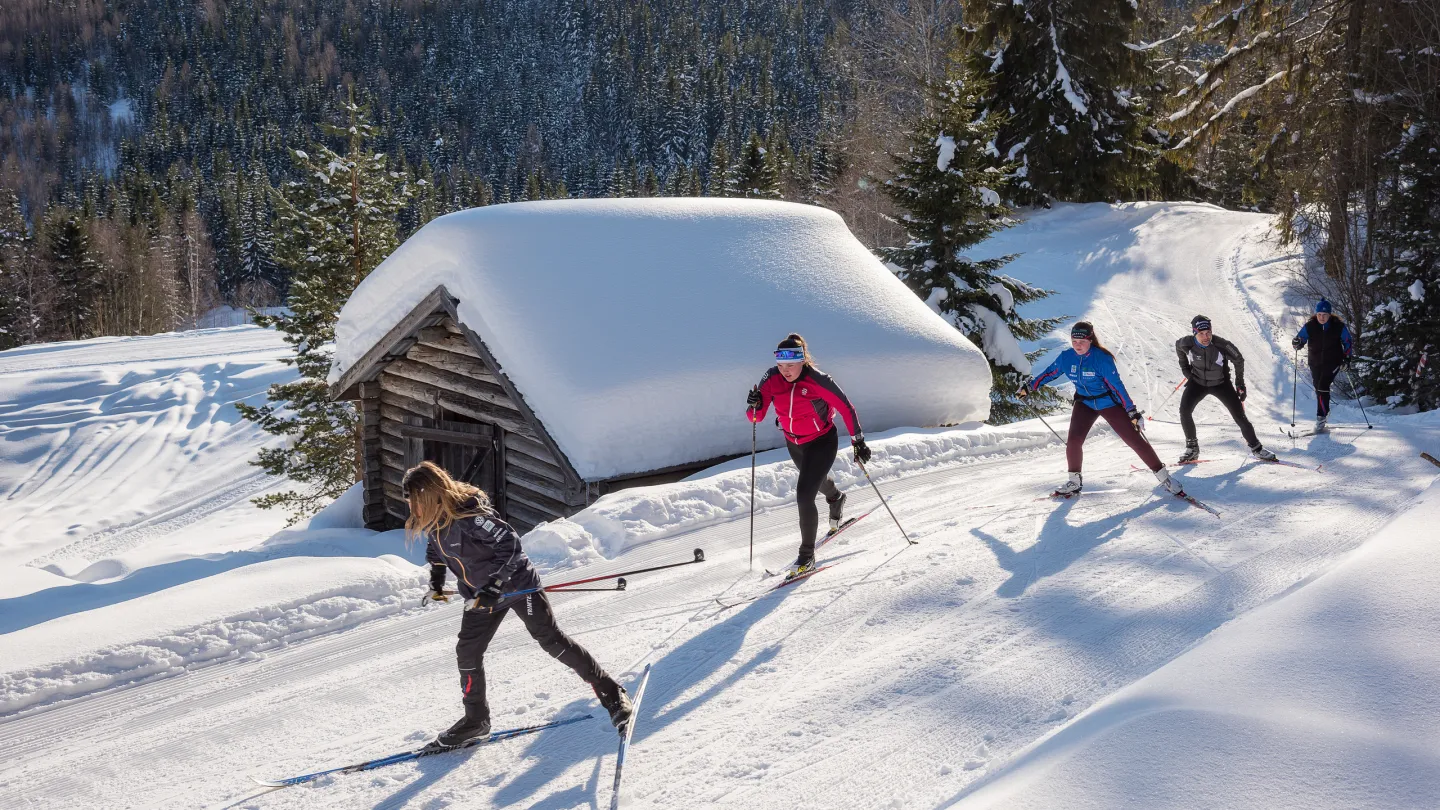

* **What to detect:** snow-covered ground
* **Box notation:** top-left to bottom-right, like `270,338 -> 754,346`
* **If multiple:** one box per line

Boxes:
1,202 -> 1437,809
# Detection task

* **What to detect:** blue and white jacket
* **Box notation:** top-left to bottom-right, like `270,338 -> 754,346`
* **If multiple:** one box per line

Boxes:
1028,348 -> 1137,412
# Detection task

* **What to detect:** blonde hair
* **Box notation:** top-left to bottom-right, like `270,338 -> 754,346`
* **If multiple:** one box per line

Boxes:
403,461 -> 493,544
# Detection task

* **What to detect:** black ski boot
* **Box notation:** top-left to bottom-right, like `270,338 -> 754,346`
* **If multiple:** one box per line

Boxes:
436,712 -> 491,747
790,550 -> 816,576
595,680 -> 634,730
826,492 -> 847,532
1177,442 -> 1200,464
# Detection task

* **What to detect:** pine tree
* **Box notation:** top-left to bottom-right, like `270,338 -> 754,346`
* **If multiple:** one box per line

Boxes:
46,207 -> 105,340
238,96 -> 413,522
0,187 -> 36,349
882,64 -> 1065,423
1361,120 -> 1440,410
706,138 -> 737,196
735,132 -> 782,199
965,0 -> 1150,204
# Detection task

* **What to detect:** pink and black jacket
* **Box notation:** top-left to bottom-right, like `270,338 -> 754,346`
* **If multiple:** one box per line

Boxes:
747,366 -> 862,445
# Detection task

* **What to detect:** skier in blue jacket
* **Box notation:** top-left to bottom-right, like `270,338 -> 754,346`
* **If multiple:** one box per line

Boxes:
1291,298 -> 1354,432
1020,321 -> 1184,497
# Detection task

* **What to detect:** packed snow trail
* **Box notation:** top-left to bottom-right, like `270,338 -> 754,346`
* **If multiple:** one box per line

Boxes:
0,203 -> 1435,809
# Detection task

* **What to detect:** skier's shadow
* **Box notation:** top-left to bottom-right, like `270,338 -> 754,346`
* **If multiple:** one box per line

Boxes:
490,591 -> 787,808
974,494 -> 1172,598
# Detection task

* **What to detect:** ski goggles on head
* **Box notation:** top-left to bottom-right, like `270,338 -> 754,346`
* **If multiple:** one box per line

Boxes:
774,348 -> 806,363
1192,319 -> 1212,333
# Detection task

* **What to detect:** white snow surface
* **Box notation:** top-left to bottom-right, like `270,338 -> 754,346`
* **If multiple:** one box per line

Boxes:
2,202 -> 1439,810
330,198 -> 993,480
955,476 -> 1440,810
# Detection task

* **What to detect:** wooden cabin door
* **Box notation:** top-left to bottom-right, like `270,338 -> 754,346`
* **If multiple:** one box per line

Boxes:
400,417 -> 506,514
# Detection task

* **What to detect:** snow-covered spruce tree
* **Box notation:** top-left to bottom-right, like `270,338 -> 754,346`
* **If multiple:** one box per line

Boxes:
45,207 -> 105,340
237,98 -> 412,523
882,66 -> 1065,423
0,187 -> 34,349
965,0 -> 1150,204
735,133 -> 783,199
1362,120 -> 1440,411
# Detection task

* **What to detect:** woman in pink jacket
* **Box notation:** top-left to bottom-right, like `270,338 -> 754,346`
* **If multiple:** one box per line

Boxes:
746,334 -> 869,573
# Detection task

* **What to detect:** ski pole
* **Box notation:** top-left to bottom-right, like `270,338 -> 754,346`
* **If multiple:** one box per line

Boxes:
749,420 -> 757,571
1021,395 -> 1066,444
1344,365 -> 1373,429
1422,452 -> 1440,469
497,549 -> 706,600
856,459 -> 915,545
1290,347 -> 1299,427
1150,380 -> 1186,418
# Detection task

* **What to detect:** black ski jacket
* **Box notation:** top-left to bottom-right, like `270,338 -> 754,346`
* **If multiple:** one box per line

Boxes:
1295,316 -> 1353,372
425,498 -> 541,601
1175,334 -> 1245,388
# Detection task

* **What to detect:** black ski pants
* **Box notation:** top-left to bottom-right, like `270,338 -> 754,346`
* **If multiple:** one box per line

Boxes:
1179,381 -> 1259,448
455,590 -> 612,721
1311,364 -> 1342,418
785,426 -> 843,557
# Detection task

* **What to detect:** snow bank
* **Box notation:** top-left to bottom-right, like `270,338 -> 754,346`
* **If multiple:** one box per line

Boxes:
522,420 -> 1058,568
0,554 -> 424,716
331,198 -> 992,481
952,476 -> 1440,810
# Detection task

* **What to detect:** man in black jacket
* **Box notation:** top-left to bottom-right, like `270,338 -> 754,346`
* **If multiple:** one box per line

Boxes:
1175,315 -> 1277,463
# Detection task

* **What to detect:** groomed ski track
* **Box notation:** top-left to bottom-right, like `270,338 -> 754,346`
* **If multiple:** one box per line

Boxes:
1,204 -> 1437,809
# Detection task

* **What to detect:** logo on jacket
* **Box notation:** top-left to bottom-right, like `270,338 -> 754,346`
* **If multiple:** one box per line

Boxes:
801,387 -> 809,395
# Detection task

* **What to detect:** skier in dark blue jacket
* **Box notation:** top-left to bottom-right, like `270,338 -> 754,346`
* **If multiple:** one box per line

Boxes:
405,461 -> 633,746
1291,298 -> 1354,432
1021,321 -> 1184,497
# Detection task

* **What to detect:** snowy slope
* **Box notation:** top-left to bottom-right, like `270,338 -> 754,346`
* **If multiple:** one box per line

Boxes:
953,473 -> 1440,810
1,203 -> 1436,810
330,198 -> 993,480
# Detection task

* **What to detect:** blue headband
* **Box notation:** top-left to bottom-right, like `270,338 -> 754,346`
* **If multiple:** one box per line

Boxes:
775,348 -> 806,362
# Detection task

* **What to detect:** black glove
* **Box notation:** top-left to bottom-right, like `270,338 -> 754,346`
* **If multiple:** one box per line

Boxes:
1235,384 -> 1247,402
852,435 -> 871,465
469,578 -> 505,612
746,387 -> 762,409
1127,408 -> 1145,432
1291,337 -> 1304,350
429,563 -> 447,594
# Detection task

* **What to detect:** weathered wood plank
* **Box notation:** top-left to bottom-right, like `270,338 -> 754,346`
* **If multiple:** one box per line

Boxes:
505,463 -> 571,505
398,424 -> 494,446
503,500 -> 550,532
380,432 -> 406,459
386,357 -> 514,411
506,448 -> 566,484
380,372 -> 538,439
329,286 -> 455,400
380,388 -> 437,423
506,480 -> 572,517
505,432 -> 559,466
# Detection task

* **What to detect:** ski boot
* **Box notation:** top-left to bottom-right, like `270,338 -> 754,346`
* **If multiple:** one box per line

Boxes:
1249,443 -> 1277,462
1177,443 -> 1201,464
436,712 -> 491,748
789,550 -> 817,577
595,680 -> 634,730
1314,417 -> 1328,433
1053,472 -> 1083,497
826,491 -> 846,532
1154,468 -> 1186,496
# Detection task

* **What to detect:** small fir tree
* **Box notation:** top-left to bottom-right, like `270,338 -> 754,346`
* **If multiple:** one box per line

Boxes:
882,65 -> 1065,423
46,207 -> 105,340
735,132 -> 782,199
237,96 -> 413,523
0,187 -> 35,349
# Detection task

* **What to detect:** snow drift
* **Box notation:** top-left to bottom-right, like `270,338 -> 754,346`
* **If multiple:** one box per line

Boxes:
329,198 -> 993,481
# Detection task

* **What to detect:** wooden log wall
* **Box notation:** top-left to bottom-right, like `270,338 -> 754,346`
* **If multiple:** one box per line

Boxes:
372,318 -> 583,533
359,381 -> 390,530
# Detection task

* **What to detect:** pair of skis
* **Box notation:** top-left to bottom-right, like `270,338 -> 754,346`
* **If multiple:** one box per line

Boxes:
253,666 -> 657,810
714,508 -> 874,610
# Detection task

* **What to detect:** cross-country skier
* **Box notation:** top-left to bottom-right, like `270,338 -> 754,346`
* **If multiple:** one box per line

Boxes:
746,333 -> 868,574
404,461 -> 633,747
1290,298 -> 1354,432
1019,321 -> 1184,497
1174,315 -> 1277,463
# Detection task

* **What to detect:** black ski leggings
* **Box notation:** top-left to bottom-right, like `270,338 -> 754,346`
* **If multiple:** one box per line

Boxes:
1311,365 -> 1341,418
785,426 -> 843,557
455,590 -> 611,720
1179,381 -> 1259,447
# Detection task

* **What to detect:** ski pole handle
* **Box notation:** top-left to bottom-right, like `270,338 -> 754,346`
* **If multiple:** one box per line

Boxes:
420,589 -> 459,607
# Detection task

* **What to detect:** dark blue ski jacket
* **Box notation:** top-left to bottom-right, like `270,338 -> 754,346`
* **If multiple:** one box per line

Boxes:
1029,348 -> 1137,412
425,498 -> 542,601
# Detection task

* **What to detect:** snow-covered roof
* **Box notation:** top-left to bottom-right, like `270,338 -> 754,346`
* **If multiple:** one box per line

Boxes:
330,198 -> 991,481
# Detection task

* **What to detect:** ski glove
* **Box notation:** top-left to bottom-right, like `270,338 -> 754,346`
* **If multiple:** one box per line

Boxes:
1291,336 -> 1305,350
429,563 -> 447,594
1127,408 -> 1145,433
746,386 -> 762,409
426,590 -> 450,604
1235,384 -> 1247,403
852,435 -> 872,465
469,578 -> 506,612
